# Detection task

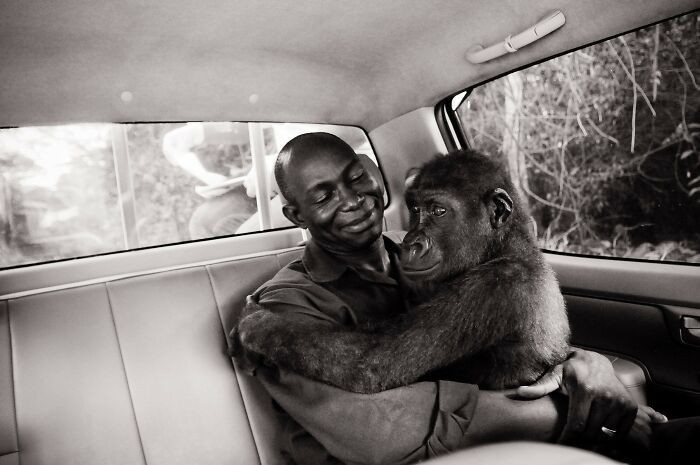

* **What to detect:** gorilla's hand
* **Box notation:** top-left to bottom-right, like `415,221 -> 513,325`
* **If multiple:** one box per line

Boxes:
237,307 -> 294,366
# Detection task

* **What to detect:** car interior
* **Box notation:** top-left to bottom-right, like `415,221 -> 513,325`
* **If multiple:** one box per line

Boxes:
1,1 -> 699,464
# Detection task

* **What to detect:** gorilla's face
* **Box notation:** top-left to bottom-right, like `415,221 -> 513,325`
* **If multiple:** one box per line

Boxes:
401,187 -> 489,283
400,153 -> 514,284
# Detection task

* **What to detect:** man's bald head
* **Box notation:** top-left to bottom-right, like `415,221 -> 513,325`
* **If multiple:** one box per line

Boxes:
275,132 -> 356,205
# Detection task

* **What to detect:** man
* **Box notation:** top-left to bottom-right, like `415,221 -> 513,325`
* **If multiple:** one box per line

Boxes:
232,132 -> 667,464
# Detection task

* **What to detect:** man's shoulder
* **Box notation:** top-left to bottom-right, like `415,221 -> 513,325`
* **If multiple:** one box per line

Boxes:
260,257 -> 310,289
252,253 -> 323,300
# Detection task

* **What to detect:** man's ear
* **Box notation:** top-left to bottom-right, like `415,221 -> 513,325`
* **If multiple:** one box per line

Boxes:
487,188 -> 513,229
282,204 -> 307,229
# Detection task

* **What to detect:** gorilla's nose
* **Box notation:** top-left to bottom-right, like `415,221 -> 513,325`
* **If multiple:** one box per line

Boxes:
403,235 -> 431,263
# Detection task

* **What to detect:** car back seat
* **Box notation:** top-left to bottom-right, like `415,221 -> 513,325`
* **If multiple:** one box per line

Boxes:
0,245 -> 647,465
0,248 -> 302,465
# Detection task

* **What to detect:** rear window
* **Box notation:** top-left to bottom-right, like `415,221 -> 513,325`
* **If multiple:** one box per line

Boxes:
0,122 -> 377,268
454,11 -> 699,264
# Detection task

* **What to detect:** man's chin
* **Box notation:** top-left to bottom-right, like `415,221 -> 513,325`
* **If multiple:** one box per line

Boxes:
341,224 -> 384,249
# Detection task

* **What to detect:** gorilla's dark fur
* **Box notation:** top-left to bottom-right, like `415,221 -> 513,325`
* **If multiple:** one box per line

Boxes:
235,150 -> 570,393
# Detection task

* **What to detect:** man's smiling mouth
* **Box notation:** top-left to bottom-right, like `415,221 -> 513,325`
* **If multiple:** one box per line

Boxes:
342,208 -> 377,233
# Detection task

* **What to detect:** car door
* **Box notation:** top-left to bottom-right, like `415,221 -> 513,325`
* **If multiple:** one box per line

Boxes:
446,9 -> 700,418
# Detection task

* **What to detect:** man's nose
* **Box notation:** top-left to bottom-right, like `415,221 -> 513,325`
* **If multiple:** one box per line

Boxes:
338,185 -> 365,211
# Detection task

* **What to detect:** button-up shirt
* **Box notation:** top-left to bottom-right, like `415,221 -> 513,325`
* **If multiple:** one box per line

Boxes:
243,234 -> 479,464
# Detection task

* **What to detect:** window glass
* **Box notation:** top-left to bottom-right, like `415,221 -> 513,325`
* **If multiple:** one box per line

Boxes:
456,12 -> 699,263
0,122 -> 377,268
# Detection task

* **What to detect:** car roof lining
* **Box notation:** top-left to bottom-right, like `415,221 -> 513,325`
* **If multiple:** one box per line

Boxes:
0,0 -> 697,130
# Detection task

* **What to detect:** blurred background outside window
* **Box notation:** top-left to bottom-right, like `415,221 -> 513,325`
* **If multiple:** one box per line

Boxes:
457,12 -> 699,263
0,122 -> 376,268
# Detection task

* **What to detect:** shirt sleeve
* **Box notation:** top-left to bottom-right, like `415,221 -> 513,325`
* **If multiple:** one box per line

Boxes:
256,367 -> 479,465
254,282 -> 354,325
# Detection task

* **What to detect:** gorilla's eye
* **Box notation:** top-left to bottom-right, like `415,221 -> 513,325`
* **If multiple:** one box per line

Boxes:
410,205 -> 420,214
431,206 -> 446,217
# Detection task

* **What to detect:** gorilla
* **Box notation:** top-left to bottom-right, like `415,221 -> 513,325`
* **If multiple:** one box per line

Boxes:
237,149 -> 570,393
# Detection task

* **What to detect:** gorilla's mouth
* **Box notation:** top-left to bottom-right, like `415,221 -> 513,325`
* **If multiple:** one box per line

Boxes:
399,235 -> 440,278
400,258 -> 441,278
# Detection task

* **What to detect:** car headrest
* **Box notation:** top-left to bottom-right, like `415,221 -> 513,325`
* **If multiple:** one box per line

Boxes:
357,153 -> 387,202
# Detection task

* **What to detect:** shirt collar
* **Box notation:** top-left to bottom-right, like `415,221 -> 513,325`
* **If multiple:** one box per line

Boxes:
302,234 -> 403,283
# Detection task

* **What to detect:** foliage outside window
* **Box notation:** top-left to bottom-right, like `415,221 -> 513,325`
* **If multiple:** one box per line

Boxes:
0,122 -> 376,268
457,12 -> 699,263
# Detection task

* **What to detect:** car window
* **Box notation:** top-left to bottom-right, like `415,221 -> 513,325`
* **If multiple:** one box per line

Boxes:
0,122 -> 378,268
455,11 -> 699,263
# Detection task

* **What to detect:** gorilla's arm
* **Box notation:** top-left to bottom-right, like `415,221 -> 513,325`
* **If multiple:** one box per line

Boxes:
238,260 -> 537,394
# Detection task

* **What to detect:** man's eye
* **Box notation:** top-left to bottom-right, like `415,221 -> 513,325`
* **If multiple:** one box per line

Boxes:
431,206 -> 446,217
350,170 -> 365,183
314,193 -> 331,204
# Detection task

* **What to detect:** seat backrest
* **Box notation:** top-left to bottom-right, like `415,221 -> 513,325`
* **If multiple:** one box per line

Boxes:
0,248 -> 303,465
0,242 -> 647,465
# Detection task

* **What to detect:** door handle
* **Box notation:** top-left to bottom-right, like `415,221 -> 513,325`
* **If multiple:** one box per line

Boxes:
681,316 -> 700,346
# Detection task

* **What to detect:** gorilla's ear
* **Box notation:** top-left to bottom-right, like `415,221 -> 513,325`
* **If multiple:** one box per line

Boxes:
487,188 -> 513,229
404,168 -> 420,190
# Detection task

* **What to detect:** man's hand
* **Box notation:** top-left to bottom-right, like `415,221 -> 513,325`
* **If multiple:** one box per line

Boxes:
558,349 -> 637,445
516,349 -> 667,448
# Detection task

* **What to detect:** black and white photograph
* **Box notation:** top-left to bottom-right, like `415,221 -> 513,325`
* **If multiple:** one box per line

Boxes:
1,1 -> 699,464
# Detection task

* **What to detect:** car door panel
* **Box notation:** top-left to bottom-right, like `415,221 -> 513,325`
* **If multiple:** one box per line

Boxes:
549,254 -> 700,417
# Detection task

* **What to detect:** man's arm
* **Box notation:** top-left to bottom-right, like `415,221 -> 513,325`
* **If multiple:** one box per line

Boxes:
253,366 -> 565,464
239,305 -> 663,455
517,349 -> 667,445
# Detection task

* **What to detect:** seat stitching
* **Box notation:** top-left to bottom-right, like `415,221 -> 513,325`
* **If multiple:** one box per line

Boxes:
104,283 -> 149,465
205,265 -> 263,465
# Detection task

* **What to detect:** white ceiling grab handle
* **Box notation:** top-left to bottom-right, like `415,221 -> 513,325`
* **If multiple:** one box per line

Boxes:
466,10 -> 566,64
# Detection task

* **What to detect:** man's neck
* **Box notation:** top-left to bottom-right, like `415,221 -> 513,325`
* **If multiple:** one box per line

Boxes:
325,237 -> 390,275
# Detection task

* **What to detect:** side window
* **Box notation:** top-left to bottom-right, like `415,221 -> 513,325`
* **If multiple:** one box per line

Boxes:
0,122 -> 378,268
455,12 -> 699,263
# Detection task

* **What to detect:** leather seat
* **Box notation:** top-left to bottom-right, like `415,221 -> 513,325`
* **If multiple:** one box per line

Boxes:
0,245 -> 646,465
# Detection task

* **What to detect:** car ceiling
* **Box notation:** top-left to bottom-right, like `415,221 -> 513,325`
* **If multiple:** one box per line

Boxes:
0,0 -> 696,130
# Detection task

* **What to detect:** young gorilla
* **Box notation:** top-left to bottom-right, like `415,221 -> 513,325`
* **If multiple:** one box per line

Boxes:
238,150 -> 570,393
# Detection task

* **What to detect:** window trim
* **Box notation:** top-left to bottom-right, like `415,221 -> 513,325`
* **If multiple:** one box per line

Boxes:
112,124 -> 140,249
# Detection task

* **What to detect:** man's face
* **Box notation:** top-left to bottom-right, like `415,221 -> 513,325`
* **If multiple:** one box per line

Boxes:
285,147 -> 384,252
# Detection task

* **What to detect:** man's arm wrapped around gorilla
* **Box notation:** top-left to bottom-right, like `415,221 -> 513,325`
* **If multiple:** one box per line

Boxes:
237,253 -> 569,394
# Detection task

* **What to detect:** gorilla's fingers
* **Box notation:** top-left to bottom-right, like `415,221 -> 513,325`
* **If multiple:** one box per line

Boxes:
515,364 -> 563,399
238,310 -> 278,354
